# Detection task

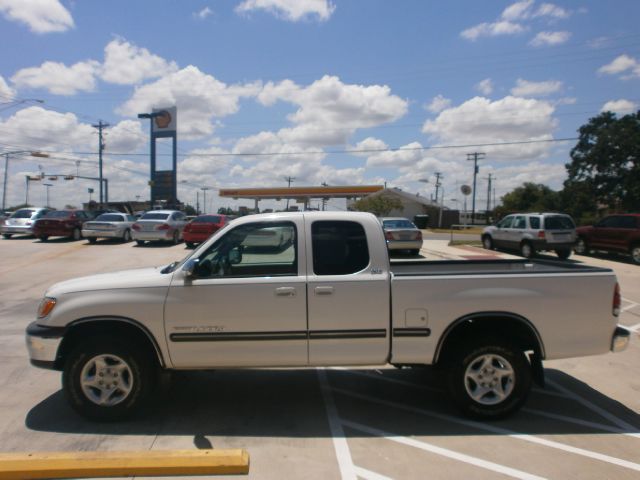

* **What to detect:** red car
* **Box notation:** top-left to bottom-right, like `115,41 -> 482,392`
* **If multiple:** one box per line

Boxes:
575,213 -> 640,265
182,214 -> 228,248
33,210 -> 91,241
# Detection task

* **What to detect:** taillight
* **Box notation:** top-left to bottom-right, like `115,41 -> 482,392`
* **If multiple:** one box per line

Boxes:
132,223 -> 141,231
385,231 -> 393,241
613,283 -> 621,317
416,231 -> 423,241
184,224 -> 191,232
156,224 -> 171,230
537,230 -> 545,239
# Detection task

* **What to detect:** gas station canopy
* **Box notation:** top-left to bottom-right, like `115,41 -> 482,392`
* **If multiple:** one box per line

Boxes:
218,185 -> 383,201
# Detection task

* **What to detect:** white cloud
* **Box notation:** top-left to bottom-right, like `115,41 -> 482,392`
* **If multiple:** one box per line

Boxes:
461,21 -> 526,41
11,60 -> 100,95
256,75 -> 408,147
0,0 -> 73,33
501,0 -> 534,21
195,7 -> 213,20
475,78 -> 493,96
104,120 -> 146,153
0,106 -> 94,152
426,95 -> 452,113
117,66 -> 262,139
0,75 -> 16,100
601,99 -> 638,115
598,54 -> 640,79
529,30 -> 570,47
534,3 -> 570,19
235,0 -> 335,22
100,38 -> 178,85
422,96 -> 557,161
510,78 -> 563,97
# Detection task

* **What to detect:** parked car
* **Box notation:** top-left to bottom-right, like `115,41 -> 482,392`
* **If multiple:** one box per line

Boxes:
32,210 -> 91,241
482,213 -> 576,259
131,210 -> 187,245
574,214 -> 640,265
241,225 -> 294,250
380,217 -> 423,255
82,213 -> 137,243
183,214 -> 228,248
1,207 -> 52,239
27,211 -> 628,421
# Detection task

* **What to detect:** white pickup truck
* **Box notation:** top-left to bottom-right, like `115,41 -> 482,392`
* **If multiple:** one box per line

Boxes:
26,212 -> 630,420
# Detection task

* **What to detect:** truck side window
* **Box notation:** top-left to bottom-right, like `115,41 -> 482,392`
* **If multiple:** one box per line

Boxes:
312,221 -> 370,275
195,222 -> 297,278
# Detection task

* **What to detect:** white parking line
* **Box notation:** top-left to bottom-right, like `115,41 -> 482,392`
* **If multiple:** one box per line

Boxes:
353,466 -> 394,480
333,388 -> 640,473
343,420 -> 546,480
627,322 -> 640,332
523,408 -> 640,438
317,369 -> 357,480
546,379 -> 638,432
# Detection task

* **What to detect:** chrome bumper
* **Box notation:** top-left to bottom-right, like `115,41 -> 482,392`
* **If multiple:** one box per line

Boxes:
611,326 -> 631,353
26,322 -> 64,368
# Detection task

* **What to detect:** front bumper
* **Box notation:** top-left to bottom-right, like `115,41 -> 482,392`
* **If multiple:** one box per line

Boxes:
25,322 -> 65,369
1,225 -> 33,235
611,326 -> 631,353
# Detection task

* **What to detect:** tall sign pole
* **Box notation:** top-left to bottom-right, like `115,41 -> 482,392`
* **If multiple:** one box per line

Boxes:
467,152 -> 485,224
92,120 -> 110,207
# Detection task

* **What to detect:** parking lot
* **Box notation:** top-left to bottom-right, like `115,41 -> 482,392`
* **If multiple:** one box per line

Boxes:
0,235 -> 639,479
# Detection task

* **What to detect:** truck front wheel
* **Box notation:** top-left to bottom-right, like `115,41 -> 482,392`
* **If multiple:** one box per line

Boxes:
446,341 -> 531,419
62,338 -> 154,420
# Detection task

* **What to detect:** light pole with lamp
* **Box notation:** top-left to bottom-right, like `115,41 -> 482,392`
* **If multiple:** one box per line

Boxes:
200,187 -> 210,214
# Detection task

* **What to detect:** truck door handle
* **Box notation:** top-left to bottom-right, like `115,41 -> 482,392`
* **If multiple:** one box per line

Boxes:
275,287 -> 296,297
315,286 -> 334,296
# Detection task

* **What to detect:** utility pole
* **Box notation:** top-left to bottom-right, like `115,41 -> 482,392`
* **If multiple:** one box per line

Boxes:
485,173 -> 494,213
433,172 -> 442,205
321,182 -> 329,211
284,176 -> 295,211
200,187 -> 210,214
467,152 -> 485,224
92,120 -> 110,208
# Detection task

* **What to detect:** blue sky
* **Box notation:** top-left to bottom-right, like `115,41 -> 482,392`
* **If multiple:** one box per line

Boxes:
1,0 -> 639,212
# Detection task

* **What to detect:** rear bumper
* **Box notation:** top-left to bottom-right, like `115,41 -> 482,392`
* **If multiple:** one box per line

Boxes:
531,240 -> 575,251
25,322 -> 65,369
387,240 -> 423,250
82,229 -> 121,238
132,230 -> 174,241
183,232 -> 210,243
33,227 -> 73,237
611,326 -> 631,353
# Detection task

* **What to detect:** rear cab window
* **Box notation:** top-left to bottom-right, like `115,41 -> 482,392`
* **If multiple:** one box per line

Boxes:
311,221 -> 370,275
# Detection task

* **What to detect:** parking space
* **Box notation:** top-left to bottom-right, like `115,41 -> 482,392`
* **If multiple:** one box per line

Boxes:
0,236 -> 638,479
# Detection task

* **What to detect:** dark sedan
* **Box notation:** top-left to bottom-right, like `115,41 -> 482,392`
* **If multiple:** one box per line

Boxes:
33,210 -> 91,241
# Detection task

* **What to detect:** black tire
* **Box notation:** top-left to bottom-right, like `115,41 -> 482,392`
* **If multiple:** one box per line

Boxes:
2,233 -> 12,239
631,244 -> 640,265
574,237 -> 589,255
136,240 -> 145,246
410,249 -> 420,256
62,337 -> 155,421
186,241 -> 195,249
122,229 -> 131,243
555,248 -> 571,260
482,235 -> 493,250
72,228 -> 82,241
520,241 -> 534,259
88,237 -> 97,244
172,230 -> 179,245
40,236 -> 48,242
446,340 -> 532,419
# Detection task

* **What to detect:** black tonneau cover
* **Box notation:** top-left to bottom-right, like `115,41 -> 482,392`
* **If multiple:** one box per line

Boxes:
390,258 -> 613,276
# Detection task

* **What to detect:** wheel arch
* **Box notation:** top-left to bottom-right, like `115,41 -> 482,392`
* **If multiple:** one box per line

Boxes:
434,312 -> 546,364
55,316 -> 166,370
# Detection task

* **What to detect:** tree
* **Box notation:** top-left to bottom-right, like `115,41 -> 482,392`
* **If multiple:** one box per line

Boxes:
350,194 -> 403,217
183,204 -> 197,216
567,110 -> 640,212
494,182 -> 561,219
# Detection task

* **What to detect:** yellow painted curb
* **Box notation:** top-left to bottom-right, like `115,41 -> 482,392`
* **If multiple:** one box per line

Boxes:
0,449 -> 249,479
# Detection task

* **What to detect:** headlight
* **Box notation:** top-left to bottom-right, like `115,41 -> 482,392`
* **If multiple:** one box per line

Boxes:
37,297 -> 57,318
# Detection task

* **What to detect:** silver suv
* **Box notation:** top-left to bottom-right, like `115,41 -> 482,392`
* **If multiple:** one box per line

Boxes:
482,213 -> 576,260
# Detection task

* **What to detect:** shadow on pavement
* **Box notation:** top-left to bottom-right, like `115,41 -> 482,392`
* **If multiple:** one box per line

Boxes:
25,368 -> 640,438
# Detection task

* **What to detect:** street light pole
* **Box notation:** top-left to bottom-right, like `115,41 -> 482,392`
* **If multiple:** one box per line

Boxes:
43,183 -> 53,208
2,151 -> 48,211
201,187 -> 210,214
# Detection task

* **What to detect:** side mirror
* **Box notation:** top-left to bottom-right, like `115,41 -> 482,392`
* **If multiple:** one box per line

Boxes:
183,258 -> 200,278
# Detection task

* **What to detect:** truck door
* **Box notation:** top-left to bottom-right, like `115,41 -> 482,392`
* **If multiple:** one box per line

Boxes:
306,219 -> 390,365
164,219 -> 308,368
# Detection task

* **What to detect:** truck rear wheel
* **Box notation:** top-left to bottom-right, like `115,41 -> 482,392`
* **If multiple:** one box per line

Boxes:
446,341 -> 531,419
62,338 -> 154,421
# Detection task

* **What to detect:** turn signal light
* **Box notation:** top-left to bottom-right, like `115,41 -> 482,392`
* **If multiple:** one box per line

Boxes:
613,283 -> 621,317
37,297 -> 57,318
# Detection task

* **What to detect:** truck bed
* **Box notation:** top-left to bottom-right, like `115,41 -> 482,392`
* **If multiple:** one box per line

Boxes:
390,258 -> 612,276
